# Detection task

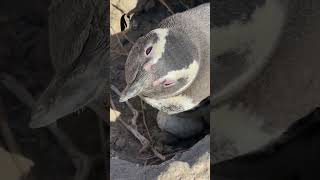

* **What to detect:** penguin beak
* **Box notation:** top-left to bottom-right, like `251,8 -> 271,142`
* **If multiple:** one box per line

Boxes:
119,78 -> 146,102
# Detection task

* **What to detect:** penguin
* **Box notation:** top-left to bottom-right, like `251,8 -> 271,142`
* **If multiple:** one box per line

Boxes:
212,0 -> 289,106
212,0 -> 320,163
29,0 -> 108,128
119,3 -> 210,139
213,108 -> 320,180
212,0 -> 289,160
120,3 -> 210,113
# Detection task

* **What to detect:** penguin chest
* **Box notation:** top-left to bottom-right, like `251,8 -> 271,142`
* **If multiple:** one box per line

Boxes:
212,104 -> 284,157
143,95 -> 198,114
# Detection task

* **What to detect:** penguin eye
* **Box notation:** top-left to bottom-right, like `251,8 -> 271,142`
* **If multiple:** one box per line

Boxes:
145,46 -> 152,55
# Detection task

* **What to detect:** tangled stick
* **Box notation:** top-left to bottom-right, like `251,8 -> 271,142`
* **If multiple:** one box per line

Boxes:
138,99 -> 167,161
178,0 -> 190,9
110,84 -> 165,160
158,0 -> 174,14
122,33 -> 135,45
110,85 -> 139,130
140,100 -> 152,143
111,27 -> 129,55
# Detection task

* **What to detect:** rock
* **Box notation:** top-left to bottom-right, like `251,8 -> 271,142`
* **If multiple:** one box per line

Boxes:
0,147 -> 34,179
110,135 -> 210,180
110,108 -> 121,122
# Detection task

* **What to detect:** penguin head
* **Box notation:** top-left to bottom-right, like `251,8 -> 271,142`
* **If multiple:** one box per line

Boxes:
120,28 -> 200,102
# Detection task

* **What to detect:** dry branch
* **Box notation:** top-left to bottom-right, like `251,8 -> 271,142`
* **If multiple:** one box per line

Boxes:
110,84 -> 165,160
110,85 -> 138,128
158,0 -> 174,14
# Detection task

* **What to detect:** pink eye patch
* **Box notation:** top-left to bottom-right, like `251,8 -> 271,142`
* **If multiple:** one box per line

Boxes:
153,78 -> 175,87
163,79 -> 175,87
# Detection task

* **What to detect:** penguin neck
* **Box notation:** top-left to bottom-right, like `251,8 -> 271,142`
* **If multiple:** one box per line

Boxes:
161,24 -> 210,112
212,0 -> 288,107
179,26 -> 210,108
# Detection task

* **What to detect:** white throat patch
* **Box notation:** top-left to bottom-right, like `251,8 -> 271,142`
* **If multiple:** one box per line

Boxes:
149,28 -> 169,65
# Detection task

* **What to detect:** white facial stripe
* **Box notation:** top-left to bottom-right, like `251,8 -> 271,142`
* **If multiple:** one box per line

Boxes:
144,95 -> 197,114
162,60 -> 199,80
149,28 -> 169,65
157,60 -> 199,95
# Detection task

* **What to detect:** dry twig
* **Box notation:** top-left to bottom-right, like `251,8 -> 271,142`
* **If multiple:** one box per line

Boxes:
122,33 -> 135,45
110,49 -> 128,56
110,84 -> 165,160
140,99 -> 152,142
111,3 -> 126,14
110,97 -> 149,151
110,85 -> 138,128
158,0 -> 174,14
178,0 -> 190,9
110,27 -> 129,55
